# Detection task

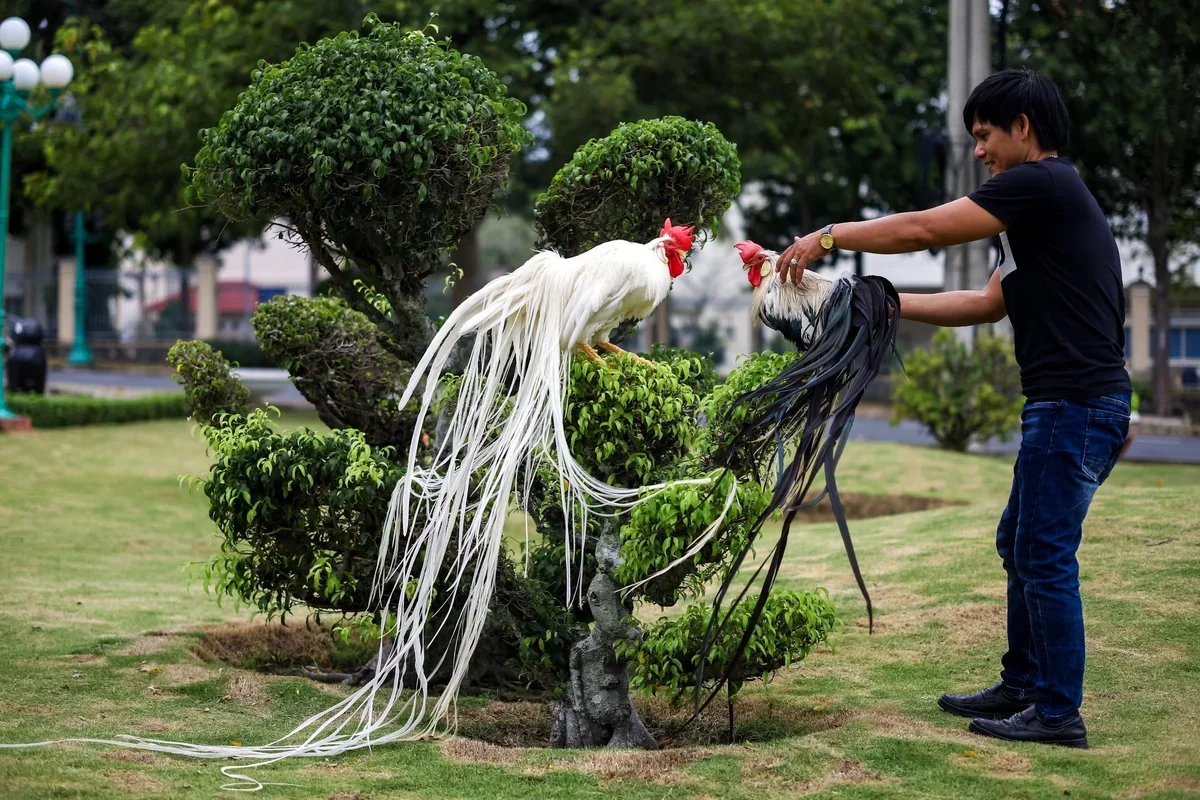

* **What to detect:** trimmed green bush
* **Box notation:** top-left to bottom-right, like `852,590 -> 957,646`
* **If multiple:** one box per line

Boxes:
7,392 -> 189,428
534,116 -> 741,257
188,15 -> 530,360
167,340 -> 251,427
204,338 -> 277,368
891,329 -> 1024,452
617,589 -> 839,704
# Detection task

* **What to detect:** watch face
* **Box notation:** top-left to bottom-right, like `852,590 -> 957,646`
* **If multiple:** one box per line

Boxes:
819,233 -> 834,249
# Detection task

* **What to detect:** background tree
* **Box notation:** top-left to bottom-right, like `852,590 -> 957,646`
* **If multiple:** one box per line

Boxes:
1009,0 -> 1200,415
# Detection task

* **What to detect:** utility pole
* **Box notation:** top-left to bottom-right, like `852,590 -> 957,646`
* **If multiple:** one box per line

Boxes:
944,0 -> 992,343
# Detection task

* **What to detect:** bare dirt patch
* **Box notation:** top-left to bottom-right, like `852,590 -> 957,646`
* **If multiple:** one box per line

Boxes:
789,492 -> 958,525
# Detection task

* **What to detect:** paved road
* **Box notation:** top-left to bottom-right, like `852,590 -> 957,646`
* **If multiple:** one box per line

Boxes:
847,417 -> 1200,465
46,369 -> 1200,464
47,368 -> 308,407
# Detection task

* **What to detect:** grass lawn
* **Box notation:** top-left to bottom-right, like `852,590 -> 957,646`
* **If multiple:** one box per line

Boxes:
0,415 -> 1198,799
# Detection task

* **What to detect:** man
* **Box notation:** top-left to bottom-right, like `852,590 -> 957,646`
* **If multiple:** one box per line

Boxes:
776,68 -> 1130,749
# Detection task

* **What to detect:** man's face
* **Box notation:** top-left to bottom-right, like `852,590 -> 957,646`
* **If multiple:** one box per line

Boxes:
972,117 -> 1028,177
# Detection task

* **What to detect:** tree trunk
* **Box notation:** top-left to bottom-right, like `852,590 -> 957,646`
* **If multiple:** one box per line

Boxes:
549,525 -> 656,749
1147,195 -> 1172,416
451,225 -> 484,308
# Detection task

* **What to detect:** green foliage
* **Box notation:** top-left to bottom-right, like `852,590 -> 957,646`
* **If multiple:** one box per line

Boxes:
196,408 -> 404,618
166,340 -> 251,427
696,350 -> 800,468
617,471 -> 771,606
891,330 -> 1024,452
534,0 -> 946,251
564,351 -> 708,487
26,7 -> 282,262
189,16 -> 529,299
251,295 -> 419,448
617,589 -> 839,703
203,338 -> 277,369
533,117 -> 741,256
5,392 -> 189,429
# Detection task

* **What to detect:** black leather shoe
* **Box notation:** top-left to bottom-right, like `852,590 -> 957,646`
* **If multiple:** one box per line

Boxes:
969,705 -> 1088,749
938,681 -> 1035,720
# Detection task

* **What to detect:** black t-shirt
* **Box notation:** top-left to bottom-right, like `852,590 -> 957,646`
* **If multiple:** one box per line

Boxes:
968,157 -> 1131,401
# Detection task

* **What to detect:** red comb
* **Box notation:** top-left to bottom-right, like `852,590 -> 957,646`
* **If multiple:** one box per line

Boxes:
734,240 -> 763,264
660,218 -> 696,252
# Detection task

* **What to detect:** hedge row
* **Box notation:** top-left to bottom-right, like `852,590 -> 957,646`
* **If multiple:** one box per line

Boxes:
6,392 -> 190,429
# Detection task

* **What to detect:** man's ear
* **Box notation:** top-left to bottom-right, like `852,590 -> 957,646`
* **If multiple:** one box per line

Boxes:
1014,113 -> 1032,141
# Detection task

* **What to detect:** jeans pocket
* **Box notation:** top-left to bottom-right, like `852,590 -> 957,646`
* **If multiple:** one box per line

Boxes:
1082,408 -> 1128,483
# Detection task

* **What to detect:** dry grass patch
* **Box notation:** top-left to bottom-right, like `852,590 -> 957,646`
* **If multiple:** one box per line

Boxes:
0,700 -> 50,715
872,602 -> 1005,646
141,719 -> 178,733
949,747 -> 1031,777
454,700 -> 552,746
103,769 -> 163,793
100,750 -> 163,765
742,753 -> 896,795
222,672 -> 270,707
114,631 -> 182,656
442,738 -> 717,785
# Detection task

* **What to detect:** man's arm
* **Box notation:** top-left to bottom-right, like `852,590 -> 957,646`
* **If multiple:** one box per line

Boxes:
776,197 -> 1006,284
899,267 -> 1006,327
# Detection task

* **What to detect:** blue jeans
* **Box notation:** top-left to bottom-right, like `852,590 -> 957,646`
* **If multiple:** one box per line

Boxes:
996,392 -> 1130,723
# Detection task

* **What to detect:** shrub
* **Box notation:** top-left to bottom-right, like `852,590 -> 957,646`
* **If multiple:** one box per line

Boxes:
196,408 -> 404,617
7,392 -> 189,428
251,294 -> 418,448
188,16 -> 529,358
617,589 -> 839,704
203,338 -> 277,368
534,116 -> 741,257
167,340 -> 251,426
891,329 -> 1024,452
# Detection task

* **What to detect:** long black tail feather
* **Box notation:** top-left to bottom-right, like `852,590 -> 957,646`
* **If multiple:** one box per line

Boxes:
692,275 -> 901,720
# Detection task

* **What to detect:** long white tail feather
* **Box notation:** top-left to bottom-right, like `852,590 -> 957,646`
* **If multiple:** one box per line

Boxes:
0,248 -> 720,789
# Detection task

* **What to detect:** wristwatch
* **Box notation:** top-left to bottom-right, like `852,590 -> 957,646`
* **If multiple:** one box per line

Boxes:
819,223 -> 835,251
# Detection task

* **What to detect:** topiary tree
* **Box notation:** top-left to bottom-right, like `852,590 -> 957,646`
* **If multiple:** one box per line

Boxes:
891,329 -> 1024,452
186,14 -> 529,362
174,16 -> 838,751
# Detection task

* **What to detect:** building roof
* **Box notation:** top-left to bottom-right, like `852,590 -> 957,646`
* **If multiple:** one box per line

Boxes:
143,281 -> 261,315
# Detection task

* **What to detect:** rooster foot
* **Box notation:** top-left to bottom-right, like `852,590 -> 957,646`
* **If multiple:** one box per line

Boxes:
577,343 -> 606,365
598,342 -> 657,369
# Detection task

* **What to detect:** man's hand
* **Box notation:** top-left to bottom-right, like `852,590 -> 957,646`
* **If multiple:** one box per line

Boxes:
776,231 -> 829,285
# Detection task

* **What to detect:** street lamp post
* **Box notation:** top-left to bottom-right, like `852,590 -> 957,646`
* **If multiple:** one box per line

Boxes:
0,16 -> 73,422
66,211 -> 93,365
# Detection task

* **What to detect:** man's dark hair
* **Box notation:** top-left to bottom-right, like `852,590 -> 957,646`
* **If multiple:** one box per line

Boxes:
963,68 -> 1070,151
